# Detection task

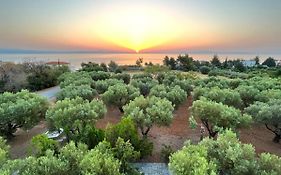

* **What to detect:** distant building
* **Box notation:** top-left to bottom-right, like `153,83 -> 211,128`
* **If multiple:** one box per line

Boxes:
276,60 -> 281,66
241,60 -> 256,67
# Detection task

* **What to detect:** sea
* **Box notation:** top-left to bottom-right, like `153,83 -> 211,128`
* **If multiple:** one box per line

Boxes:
0,53 -> 280,70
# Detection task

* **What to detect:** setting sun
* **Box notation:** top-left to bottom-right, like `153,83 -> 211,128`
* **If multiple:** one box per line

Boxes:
94,4 -> 181,52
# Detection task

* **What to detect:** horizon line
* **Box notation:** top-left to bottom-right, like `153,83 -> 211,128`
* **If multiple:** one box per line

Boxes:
0,49 -> 281,55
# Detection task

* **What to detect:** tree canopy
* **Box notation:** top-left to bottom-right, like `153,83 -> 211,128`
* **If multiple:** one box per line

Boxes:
0,90 -> 48,138
123,95 -> 174,137
102,84 -> 140,112
191,98 -> 252,137
46,97 -> 106,141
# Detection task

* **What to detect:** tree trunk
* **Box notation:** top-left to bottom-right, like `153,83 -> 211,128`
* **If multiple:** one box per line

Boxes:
201,120 -> 218,138
118,106 -> 124,113
265,124 -> 280,143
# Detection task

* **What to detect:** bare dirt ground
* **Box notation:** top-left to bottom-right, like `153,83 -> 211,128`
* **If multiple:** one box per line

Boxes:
8,97 -> 281,162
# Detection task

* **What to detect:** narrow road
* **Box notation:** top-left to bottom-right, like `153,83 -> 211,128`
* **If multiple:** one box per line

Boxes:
36,86 -> 60,100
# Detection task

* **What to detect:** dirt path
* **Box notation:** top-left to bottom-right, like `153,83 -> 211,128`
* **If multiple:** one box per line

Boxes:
8,121 -> 48,159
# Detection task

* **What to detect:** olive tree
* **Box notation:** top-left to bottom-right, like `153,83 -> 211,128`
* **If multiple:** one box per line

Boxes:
0,90 -> 48,138
169,142 -> 217,175
236,85 -> 260,107
191,98 -> 252,137
46,97 -> 106,141
79,141 -> 122,175
200,130 -> 257,175
245,99 -> 281,143
112,73 -> 131,84
193,87 -> 243,109
150,85 -> 187,108
131,77 -> 158,96
90,71 -> 111,81
123,96 -> 174,137
169,130 -> 273,175
94,78 -> 124,94
102,84 -> 140,112
56,84 -> 97,101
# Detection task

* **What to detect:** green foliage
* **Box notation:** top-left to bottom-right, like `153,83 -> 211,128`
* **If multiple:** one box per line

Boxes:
58,141 -> 88,175
208,69 -> 249,79
105,117 -> 151,158
170,130 -> 281,175
46,97 -> 106,141
210,55 -> 221,67
102,84 -> 140,112
169,142 -> 217,175
245,99 -> 281,143
144,64 -> 169,74
150,85 -> 187,108
80,62 -> 106,72
200,66 -> 211,74
58,71 -> 92,88
132,73 -> 153,79
236,85 -> 260,107
113,138 -> 140,173
258,153 -> 281,175
94,78 -> 124,94
0,90 -> 48,138
31,134 -> 59,157
0,137 -> 9,165
123,96 -> 174,136
163,56 -> 177,70
108,60 -> 120,73
131,77 -> 158,96
74,125 -> 105,149
200,130 -> 257,175
176,54 -> 195,71
256,89 -> 281,102
1,150 -> 68,175
79,142 -> 122,175
91,71 -> 111,81
193,87 -> 243,109
105,117 -> 140,148
27,65 -> 70,91
57,84 -> 97,100
112,73 -> 131,84
191,98 -> 252,137
161,73 -> 193,95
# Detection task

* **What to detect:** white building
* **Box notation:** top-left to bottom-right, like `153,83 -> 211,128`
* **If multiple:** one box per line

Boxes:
242,60 -> 256,67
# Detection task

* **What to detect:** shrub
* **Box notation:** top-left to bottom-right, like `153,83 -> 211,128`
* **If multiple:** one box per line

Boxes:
31,134 -> 59,157
200,66 -> 211,74
79,142 -> 122,175
91,71 -> 111,81
150,85 -> 187,108
56,84 -> 97,101
94,78 -> 124,94
131,77 -> 158,96
112,73 -> 131,84
169,142 -> 217,175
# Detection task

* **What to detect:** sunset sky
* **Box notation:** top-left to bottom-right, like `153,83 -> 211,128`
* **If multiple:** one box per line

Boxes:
0,0 -> 281,53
